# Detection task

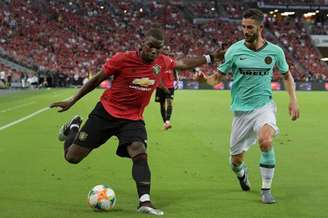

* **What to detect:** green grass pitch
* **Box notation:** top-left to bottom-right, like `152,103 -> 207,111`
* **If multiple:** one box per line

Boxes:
0,88 -> 327,218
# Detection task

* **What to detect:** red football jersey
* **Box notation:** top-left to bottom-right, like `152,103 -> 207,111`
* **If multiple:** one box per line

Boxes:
161,69 -> 175,89
101,51 -> 176,120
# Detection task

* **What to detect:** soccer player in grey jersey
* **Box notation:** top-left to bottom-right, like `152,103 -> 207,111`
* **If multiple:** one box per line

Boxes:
200,8 -> 300,203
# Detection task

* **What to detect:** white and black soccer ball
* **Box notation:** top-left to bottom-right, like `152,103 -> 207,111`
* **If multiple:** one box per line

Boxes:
87,184 -> 116,211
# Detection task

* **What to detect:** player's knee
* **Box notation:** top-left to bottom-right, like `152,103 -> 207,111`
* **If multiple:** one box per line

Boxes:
132,153 -> 148,162
128,141 -> 146,158
258,137 -> 273,151
65,154 -> 82,164
231,154 -> 244,165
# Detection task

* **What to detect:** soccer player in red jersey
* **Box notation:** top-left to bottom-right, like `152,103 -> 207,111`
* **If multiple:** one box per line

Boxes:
50,27 -> 224,216
155,46 -> 178,130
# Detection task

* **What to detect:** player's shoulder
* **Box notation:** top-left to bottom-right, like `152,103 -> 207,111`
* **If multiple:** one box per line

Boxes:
229,40 -> 245,50
265,41 -> 284,53
156,54 -> 175,66
226,40 -> 245,55
157,54 -> 173,61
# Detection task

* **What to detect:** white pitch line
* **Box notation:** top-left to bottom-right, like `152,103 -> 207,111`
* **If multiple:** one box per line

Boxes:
0,107 -> 50,131
0,101 -> 36,113
0,96 -> 72,131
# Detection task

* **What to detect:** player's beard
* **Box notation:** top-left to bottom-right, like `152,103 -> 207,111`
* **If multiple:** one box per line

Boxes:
244,32 -> 258,43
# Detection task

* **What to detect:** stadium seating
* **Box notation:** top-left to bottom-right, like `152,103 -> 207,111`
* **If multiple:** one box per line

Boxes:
0,0 -> 327,83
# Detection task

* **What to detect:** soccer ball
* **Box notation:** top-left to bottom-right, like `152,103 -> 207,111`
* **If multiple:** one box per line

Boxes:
87,184 -> 116,211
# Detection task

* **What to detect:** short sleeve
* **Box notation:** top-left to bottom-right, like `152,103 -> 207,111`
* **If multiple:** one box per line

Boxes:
163,55 -> 176,71
275,48 -> 289,74
102,52 -> 124,76
218,48 -> 233,74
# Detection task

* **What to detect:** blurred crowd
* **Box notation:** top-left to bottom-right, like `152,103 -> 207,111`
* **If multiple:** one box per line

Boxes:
259,0 -> 328,4
0,0 -> 327,89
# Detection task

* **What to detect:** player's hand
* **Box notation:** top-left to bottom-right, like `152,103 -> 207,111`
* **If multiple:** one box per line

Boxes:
211,49 -> 226,62
288,101 -> 300,121
193,72 -> 208,83
49,99 -> 75,112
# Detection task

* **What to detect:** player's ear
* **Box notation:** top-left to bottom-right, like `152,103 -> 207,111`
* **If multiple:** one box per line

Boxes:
258,24 -> 264,33
259,20 -> 264,29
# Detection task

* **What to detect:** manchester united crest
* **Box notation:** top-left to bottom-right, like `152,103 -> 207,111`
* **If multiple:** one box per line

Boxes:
265,56 -> 272,64
152,64 -> 161,75
79,131 -> 88,141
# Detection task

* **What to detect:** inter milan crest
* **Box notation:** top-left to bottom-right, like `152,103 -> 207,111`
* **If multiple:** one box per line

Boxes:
152,64 -> 161,75
265,56 -> 272,64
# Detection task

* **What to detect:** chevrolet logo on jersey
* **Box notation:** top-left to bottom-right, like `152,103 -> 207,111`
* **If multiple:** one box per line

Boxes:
239,68 -> 271,76
132,78 -> 155,87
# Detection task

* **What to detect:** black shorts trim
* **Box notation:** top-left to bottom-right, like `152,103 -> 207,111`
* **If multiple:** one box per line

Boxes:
74,102 -> 147,158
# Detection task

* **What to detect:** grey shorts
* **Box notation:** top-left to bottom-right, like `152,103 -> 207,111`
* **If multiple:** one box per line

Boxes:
230,102 -> 279,155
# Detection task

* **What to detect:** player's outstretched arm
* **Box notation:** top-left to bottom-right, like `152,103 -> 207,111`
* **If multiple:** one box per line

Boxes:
283,71 -> 300,121
195,71 -> 224,86
174,49 -> 225,70
50,71 -> 108,112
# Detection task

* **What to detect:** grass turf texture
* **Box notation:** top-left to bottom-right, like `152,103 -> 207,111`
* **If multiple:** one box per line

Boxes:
0,88 -> 327,218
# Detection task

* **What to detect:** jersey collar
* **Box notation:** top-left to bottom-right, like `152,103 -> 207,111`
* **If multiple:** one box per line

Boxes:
244,40 -> 268,52
137,49 -> 157,64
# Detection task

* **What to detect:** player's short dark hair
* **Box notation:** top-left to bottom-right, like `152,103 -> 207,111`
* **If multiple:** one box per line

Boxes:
145,27 -> 164,41
243,8 -> 264,24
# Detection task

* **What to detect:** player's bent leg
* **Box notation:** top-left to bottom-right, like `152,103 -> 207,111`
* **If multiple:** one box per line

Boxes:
231,153 -> 251,191
65,144 -> 92,164
127,142 -> 164,216
258,124 -> 276,203
57,115 -> 83,156
58,115 -> 82,142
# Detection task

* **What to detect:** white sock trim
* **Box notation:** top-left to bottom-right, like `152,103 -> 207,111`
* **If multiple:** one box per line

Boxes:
139,194 -> 150,202
260,167 -> 275,189
70,124 -> 79,130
